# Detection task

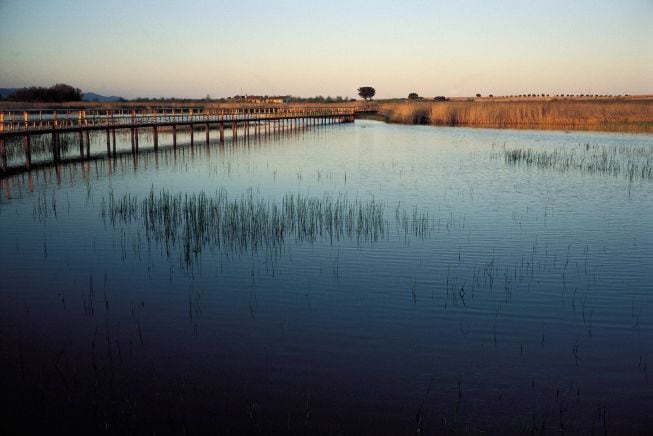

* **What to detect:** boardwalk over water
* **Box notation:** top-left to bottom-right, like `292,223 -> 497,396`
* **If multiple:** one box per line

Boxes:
0,105 -> 373,176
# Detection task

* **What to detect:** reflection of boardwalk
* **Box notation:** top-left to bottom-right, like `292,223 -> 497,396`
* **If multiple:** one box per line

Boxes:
0,106 -> 361,175
0,123 -> 340,198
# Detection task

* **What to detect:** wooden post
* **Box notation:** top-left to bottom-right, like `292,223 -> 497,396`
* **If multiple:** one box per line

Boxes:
0,113 -> 4,172
129,110 -> 135,151
219,120 -> 224,143
0,141 -> 5,173
205,122 -> 209,144
51,132 -> 59,162
23,135 -> 31,169
111,111 -> 116,155
106,110 -> 111,154
53,110 -> 61,162
0,112 -> 5,171
84,111 -> 90,157
152,110 -> 158,151
189,108 -> 194,146
133,111 -> 139,150
171,108 -> 177,148
245,113 -> 248,139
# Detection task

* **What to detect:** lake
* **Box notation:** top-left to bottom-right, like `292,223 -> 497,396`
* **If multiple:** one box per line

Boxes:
1,119 -> 652,434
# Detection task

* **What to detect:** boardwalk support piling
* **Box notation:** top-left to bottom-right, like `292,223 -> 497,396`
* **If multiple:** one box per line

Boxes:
0,105 -> 363,175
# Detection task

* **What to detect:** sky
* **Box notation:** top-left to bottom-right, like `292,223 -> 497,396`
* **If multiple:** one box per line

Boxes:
0,0 -> 651,99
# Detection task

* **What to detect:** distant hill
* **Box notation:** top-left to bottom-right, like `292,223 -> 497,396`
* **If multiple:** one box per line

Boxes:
81,92 -> 125,102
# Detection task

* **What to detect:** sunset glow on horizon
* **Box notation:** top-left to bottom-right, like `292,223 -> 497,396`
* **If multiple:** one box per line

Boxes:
1,0 -> 651,99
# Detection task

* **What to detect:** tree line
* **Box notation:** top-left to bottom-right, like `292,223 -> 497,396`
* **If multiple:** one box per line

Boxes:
3,84 -> 82,102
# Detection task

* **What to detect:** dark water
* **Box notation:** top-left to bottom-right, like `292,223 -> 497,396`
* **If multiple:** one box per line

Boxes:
1,121 -> 652,434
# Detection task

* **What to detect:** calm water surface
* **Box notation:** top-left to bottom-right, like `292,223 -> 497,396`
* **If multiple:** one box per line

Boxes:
1,120 -> 652,434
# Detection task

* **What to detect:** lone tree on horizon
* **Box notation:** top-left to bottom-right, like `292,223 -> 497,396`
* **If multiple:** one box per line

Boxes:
358,86 -> 376,101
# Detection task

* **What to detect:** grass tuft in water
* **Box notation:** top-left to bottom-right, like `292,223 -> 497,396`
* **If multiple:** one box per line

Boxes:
498,142 -> 653,181
103,188 -> 389,265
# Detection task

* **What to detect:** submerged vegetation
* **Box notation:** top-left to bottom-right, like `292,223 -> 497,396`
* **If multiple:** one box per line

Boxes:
379,100 -> 653,132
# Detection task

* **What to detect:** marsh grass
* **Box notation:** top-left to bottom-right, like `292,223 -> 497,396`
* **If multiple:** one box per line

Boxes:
3,133 -> 77,161
498,143 -> 653,181
103,188 -> 390,264
380,100 -> 653,132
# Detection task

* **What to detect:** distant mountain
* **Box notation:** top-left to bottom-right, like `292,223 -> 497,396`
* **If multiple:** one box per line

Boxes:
0,88 -> 18,98
81,92 -> 125,102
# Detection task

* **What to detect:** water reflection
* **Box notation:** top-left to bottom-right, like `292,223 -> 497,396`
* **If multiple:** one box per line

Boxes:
1,121 -> 652,434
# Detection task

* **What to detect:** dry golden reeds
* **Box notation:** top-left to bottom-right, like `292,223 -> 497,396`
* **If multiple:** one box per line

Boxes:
379,100 -> 653,132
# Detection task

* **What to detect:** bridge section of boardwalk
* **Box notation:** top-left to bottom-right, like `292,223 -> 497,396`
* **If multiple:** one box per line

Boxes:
0,105 -> 377,175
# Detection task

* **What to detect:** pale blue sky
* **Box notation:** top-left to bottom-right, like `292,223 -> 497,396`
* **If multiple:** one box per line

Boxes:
1,0 -> 651,98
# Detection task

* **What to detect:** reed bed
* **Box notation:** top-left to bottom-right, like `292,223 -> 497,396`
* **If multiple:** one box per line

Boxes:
379,100 -> 653,132
103,188 -> 389,263
498,143 -> 653,181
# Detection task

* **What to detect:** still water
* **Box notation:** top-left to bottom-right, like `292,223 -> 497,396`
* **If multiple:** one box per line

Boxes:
1,120 -> 652,434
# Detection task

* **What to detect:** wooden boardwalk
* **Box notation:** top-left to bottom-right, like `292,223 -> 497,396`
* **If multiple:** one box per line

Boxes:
0,105 -> 366,175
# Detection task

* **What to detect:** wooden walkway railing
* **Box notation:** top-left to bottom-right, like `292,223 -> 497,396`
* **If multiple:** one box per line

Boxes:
0,105 -> 367,175
0,106 -> 361,136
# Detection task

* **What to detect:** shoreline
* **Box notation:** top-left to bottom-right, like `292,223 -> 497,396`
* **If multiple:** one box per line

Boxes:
1,98 -> 652,133
356,112 -> 653,134
372,100 -> 653,134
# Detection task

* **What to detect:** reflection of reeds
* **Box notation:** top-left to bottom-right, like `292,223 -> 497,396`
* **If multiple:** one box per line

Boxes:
498,143 -> 653,181
103,188 -> 387,264
3,133 -> 77,160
